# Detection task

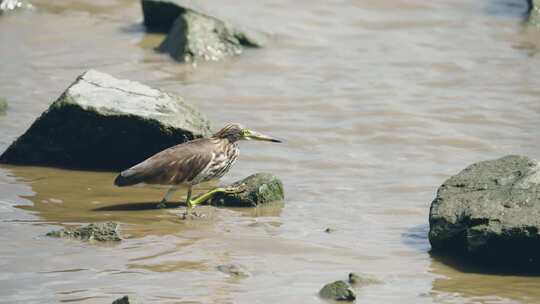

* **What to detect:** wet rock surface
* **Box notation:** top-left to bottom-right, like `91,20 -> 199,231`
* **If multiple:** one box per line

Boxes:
0,70 -> 211,170
209,173 -> 284,207
46,222 -> 121,242
319,280 -> 356,301
429,155 -> 540,268
153,2 -> 261,62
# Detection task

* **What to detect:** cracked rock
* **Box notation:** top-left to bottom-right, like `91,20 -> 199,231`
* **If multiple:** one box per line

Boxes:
429,155 -> 540,268
0,70 -> 211,170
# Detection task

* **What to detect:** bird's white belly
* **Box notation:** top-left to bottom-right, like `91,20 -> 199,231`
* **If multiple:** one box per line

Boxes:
190,148 -> 239,185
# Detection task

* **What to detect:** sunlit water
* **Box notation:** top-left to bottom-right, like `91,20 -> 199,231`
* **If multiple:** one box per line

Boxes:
1,0 -> 540,303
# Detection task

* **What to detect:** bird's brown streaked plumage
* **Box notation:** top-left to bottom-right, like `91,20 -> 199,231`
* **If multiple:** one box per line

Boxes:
113,123 -> 281,211
114,138 -> 220,187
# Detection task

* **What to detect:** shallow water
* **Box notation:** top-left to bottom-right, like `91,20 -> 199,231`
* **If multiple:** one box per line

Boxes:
1,0 -> 540,303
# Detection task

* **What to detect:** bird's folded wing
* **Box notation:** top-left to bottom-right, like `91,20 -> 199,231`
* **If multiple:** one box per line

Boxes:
117,143 -> 213,186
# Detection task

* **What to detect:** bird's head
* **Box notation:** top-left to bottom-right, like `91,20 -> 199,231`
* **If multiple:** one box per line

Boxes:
213,123 -> 282,143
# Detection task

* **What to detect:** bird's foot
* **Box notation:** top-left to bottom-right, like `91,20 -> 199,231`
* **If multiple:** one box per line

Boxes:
156,201 -> 167,209
179,209 -> 205,220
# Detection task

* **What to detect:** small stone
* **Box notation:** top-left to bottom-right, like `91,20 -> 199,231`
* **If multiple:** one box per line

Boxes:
319,280 -> 356,301
112,296 -> 133,304
217,264 -> 249,278
348,272 -> 382,286
46,222 -> 121,242
112,295 -> 140,304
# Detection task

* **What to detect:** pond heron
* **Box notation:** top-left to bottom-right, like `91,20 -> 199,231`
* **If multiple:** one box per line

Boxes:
114,123 -> 281,213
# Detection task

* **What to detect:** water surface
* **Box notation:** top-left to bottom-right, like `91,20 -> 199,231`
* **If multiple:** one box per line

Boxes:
1,0 -> 540,303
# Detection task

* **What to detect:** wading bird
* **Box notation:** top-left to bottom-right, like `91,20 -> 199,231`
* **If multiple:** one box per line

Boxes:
114,123 -> 281,213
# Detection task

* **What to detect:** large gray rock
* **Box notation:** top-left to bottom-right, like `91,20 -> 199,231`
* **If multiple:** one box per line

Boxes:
209,173 -> 284,207
0,70 -> 211,170
429,155 -> 540,267
152,3 -> 261,62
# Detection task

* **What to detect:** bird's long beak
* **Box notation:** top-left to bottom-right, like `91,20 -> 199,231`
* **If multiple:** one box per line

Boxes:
246,130 -> 282,143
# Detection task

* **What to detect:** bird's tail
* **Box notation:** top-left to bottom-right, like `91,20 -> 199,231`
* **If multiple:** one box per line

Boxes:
114,170 -> 139,187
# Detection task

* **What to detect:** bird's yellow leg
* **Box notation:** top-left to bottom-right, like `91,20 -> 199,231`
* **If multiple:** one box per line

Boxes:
188,186 -> 245,207
157,186 -> 179,208
185,185 -> 193,209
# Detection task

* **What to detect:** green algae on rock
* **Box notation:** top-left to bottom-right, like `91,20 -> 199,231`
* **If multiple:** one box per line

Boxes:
429,155 -> 540,268
209,173 -> 284,207
0,70 -> 211,170
319,280 -> 356,301
47,222 -> 121,242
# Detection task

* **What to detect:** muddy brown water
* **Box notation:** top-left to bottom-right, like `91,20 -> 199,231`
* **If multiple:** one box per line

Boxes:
2,0 -> 540,303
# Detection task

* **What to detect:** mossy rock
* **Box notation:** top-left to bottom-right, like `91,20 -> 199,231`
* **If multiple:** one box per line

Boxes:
46,222 -> 121,242
319,280 -> 356,301
209,173 -> 284,207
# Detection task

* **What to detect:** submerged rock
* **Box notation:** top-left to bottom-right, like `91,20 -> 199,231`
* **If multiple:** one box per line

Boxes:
209,173 -> 284,207
216,264 -> 249,278
0,70 -> 211,170
154,3 -> 261,62
348,272 -> 382,286
0,98 -> 7,115
112,296 -> 136,304
429,155 -> 540,268
319,280 -> 356,301
47,222 -> 121,242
